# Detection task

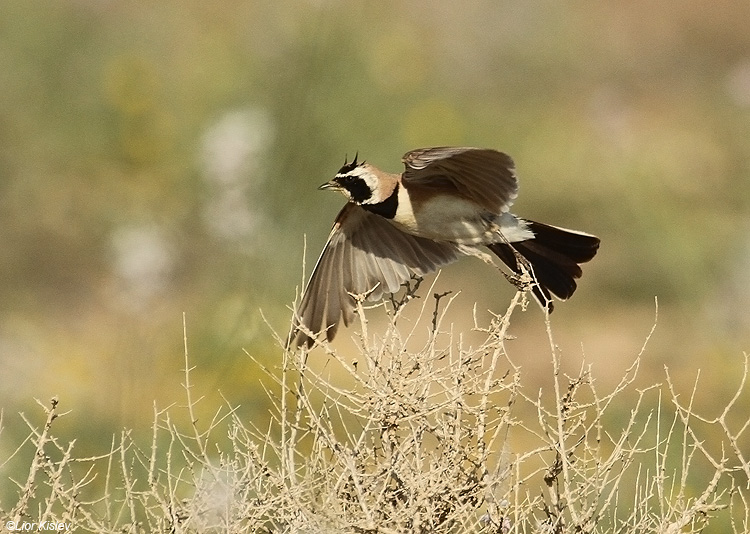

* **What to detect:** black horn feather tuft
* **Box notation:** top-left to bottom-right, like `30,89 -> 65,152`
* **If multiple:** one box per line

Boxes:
337,151 -> 363,175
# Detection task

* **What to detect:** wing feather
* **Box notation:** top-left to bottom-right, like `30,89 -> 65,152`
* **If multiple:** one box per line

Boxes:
402,147 -> 519,214
291,204 -> 461,348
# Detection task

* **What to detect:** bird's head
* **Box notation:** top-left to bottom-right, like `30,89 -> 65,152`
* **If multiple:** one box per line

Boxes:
319,153 -> 393,205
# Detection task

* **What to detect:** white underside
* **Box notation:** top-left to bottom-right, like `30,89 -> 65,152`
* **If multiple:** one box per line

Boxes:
389,188 -> 534,245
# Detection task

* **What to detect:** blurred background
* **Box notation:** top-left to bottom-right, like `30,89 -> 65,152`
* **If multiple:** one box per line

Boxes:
1,0 -> 749,472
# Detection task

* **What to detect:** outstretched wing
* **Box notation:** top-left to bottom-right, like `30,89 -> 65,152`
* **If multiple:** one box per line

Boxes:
290,203 -> 461,348
402,147 -> 519,214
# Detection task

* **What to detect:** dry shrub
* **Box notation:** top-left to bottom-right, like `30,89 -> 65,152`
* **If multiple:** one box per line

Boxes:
1,285 -> 748,533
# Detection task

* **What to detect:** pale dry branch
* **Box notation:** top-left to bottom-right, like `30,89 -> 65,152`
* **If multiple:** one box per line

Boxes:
0,291 -> 747,533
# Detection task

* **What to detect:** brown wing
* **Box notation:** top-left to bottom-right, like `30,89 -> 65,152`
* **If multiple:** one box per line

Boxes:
290,203 -> 461,348
402,147 -> 519,214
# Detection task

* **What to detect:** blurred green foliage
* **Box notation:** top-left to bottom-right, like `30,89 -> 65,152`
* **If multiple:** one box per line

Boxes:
0,0 -> 749,500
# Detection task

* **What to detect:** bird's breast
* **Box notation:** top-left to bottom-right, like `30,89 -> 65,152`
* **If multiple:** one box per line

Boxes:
390,188 -> 508,244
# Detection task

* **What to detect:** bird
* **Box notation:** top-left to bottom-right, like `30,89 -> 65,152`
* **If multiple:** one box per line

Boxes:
289,147 -> 600,348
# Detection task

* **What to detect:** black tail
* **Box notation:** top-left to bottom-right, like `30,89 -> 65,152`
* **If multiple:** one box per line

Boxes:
487,220 -> 600,312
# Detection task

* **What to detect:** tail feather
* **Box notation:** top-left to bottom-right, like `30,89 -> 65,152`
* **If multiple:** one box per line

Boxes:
488,220 -> 600,311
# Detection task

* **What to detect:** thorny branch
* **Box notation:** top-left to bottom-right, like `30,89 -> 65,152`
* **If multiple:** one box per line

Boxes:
1,293 -> 748,532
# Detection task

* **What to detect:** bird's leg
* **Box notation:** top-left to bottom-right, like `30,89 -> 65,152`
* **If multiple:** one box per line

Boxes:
497,233 -> 539,293
509,256 -> 536,293
457,243 -> 535,293
457,244 -> 499,267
